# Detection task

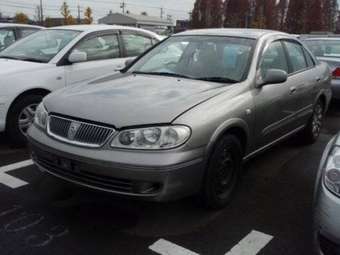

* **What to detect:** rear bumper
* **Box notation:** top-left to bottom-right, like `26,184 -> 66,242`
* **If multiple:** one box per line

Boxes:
27,125 -> 206,202
331,79 -> 340,100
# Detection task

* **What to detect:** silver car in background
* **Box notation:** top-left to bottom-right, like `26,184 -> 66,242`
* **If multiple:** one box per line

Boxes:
28,29 -> 331,209
314,134 -> 340,254
303,38 -> 340,100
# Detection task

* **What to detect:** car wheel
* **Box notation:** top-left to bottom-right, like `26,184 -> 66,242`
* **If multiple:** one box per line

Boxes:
300,100 -> 324,144
200,134 -> 243,210
7,94 -> 44,146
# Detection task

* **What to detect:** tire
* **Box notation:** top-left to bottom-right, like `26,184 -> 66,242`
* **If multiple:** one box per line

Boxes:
200,134 -> 243,210
6,94 -> 44,146
299,100 -> 324,145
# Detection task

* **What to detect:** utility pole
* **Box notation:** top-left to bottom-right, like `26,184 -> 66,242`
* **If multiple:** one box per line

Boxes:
120,1 -> 126,14
39,0 -> 43,25
160,7 -> 164,19
77,5 -> 81,24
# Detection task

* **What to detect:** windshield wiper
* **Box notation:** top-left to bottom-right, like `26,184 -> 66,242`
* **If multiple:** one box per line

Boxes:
132,71 -> 192,79
195,77 -> 239,84
0,56 -> 21,60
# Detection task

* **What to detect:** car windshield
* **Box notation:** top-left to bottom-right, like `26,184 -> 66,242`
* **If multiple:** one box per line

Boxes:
129,35 -> 255,83
0,29 -> 81,63
304,39 -> 340,58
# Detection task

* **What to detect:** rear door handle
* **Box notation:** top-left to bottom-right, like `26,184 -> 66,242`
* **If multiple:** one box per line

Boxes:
290,87 -> 297,94
316,77 -> 321,82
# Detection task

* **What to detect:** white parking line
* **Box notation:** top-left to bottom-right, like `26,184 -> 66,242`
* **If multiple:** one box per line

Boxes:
0,160 -> 33,188
149,239 -> 199,255
150,230 -> 273,255
225,230 -> 273,255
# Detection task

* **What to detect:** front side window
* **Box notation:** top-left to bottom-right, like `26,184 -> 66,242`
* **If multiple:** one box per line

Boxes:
73,34 -> 120,61
260,41 -> 289,77
0,29 -> 80,63
304,39 -> 340,58
122,33 -> 153,57
0,28 -> 16,51
130,36 -> 255,83
284,41 -> 308,73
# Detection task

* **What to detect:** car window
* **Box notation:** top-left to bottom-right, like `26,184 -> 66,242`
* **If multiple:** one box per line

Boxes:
260,41 -> 289,77
283,41 -> 308,73
122,33 -> 153,57
130,36 -> 255,83
304,40 -> 340,58
303,48 -> 315,68
0,28 -> 16,51
20,28 -> 39,38
0,29 -> 80,63
74,34 -> 120,61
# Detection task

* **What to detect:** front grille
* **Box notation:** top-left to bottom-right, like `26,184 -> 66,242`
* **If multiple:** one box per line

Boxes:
48,115 -> 115,147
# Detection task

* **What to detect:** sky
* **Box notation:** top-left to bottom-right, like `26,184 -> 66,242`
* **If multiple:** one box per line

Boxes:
0,0 -> 196,22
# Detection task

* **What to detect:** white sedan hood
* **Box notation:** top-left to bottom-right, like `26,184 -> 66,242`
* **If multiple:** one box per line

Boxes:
0,59 -> 49,76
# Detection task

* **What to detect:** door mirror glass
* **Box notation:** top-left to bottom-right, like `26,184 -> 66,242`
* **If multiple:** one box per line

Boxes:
261,69 -> 288,86
68,50 -> 87,63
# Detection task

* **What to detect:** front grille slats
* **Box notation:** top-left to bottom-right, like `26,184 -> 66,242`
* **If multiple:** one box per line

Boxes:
48,116 -> 115,147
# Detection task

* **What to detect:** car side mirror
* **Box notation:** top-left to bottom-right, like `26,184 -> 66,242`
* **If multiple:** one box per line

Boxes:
259,69 -> 288,87
68,51 -> 87,64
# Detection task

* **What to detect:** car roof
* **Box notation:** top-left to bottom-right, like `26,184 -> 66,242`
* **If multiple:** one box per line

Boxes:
175,28 -> 289,39
49,24 -> 161,38
0,23 -> 43,29
302,37 -> 340,41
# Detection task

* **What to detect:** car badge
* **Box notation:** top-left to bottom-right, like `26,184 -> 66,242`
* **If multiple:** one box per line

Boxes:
68,122 -> 81,140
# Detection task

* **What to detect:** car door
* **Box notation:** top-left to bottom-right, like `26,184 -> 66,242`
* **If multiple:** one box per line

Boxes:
254,40 -> 297,148
282,40 -> 316,127
64,31 -> 126,86
0,28 -> 16,51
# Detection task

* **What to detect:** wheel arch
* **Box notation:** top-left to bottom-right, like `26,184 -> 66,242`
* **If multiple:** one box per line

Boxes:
206,119 -> 249,158
6,88 -> 51,124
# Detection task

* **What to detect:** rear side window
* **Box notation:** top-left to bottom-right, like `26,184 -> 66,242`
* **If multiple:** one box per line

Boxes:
122,33 -> 153,57
283,41 -> 308,73
260,41 -> 289,76
304,48 -> 315,68
74,34 -> 120,61
0,28 -> 16,51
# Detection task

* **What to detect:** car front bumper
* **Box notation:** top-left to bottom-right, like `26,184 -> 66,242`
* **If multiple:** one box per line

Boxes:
315,181 -> 340,255
27,125 -> 206,202
331,79 -> 340,100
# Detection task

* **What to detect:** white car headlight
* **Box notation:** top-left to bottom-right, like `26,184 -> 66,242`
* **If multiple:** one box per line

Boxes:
324,146 -> 340,195
34,103 -> 48,129
111,125 -> 191,150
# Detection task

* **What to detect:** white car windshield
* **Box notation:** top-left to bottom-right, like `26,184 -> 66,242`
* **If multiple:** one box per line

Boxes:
0,29 -> 81,63
130,36 -> 256,83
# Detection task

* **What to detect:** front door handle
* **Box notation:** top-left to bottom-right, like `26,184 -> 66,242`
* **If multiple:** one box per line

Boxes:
316,77 -> 321,82
290,87 -> 297,94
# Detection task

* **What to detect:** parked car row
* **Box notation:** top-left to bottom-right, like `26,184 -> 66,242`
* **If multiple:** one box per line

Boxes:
0,25 -> 162,144
1,25 -> 339,254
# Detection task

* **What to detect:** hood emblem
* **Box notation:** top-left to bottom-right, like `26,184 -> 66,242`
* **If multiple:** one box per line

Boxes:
68,122 -> 81,140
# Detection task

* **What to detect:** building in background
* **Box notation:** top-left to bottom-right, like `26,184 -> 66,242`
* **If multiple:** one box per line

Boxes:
175,20 -> 190,33
98,11 -> 174,34
0,12 -> 15,23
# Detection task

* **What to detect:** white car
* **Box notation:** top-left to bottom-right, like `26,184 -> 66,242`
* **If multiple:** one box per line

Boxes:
0,23 -> 43,52
0,25 -> 162,144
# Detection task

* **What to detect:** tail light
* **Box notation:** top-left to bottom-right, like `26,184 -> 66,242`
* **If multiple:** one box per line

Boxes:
332,67 -> 340,79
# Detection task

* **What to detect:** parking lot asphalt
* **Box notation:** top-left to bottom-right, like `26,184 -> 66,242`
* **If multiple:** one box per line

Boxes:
0,102 -> 340,255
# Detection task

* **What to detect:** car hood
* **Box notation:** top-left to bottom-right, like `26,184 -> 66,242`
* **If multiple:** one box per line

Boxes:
45,74 -> 230,128
0,58 -> 48,75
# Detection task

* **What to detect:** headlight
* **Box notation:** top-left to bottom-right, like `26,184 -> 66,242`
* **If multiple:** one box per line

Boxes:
33,103 -> 48,129
111,125 -> 191,150
324,146 -> 340,195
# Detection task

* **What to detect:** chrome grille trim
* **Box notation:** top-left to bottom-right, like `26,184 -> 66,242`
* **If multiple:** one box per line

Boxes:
47,115 -> 115,148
